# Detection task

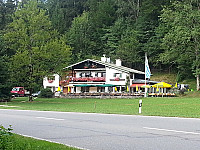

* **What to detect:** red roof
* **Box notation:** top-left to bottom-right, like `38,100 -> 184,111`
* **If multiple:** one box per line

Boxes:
130,84 -> 145,87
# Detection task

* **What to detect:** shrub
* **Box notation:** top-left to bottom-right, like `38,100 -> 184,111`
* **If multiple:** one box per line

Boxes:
0,85 -> 12,102
0,57 -> 12,102
0,125 -> 13,150
179,89 -> 185,95
39,88 -> 53,98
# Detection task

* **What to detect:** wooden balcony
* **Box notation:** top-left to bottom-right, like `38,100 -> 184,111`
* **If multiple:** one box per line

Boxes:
61,77 -> 106,83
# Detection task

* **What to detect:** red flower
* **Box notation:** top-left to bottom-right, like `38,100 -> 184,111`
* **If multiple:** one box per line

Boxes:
114,77 -> 120,81
48,80 -> 54,83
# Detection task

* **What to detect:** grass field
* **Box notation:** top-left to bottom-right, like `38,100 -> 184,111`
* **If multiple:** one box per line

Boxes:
2,133 -> 78,150
1,93 -> 200,118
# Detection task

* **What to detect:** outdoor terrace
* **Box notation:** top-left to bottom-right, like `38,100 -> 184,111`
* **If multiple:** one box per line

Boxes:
61,92 -> 176,99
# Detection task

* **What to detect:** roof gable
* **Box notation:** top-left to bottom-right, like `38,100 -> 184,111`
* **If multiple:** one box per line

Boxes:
64,59 -> 145,74
65,59 -> 105,69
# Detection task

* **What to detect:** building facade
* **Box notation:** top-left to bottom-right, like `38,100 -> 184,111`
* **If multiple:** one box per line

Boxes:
43,56 -> 146,94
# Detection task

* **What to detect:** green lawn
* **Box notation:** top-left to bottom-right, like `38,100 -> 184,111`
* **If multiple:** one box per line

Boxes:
1,94 -> 200,118
2,133 -> 78,150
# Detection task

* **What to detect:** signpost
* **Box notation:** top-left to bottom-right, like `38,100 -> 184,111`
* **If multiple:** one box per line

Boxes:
139,99 -> 142,114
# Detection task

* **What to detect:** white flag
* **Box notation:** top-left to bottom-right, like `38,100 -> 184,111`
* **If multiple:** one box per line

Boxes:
145,54 -> 151,79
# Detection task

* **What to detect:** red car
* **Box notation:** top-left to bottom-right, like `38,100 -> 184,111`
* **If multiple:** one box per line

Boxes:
11,87 -> 29,97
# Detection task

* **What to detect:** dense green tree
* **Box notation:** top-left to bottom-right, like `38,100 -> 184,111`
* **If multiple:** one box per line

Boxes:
87,0 -> 116,57
114,0 -> 140,21
0,56 -> 11,101
0,0 -> 17,100
101,27 -> 119,57
100,18 -> 125,57
67,0 -> 117,62
0,34 -> 12,100
88,0 -> 116,28
4,0 -> 71,100
116,28 -> 141,68
135,0 -> 173,64
1,0 -> 198,95
46,0 -> 87,34
67,12 -> 94,62
0,0 -> 17,30
159,0 -> 200,90
0,0 -> 6,30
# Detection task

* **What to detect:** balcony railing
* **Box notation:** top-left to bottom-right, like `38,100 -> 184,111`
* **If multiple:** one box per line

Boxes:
61,77 -> 106,83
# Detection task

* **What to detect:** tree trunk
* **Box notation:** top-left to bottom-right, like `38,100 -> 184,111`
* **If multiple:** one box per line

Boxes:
28,41 -> 33,101
197,74 -> 200,91
29,94 -> 33,101
28,63 -> 33,101
127,0 -> 140,21
136,0 -> 140,18
28,87 -> 33,101
195,48 -> 199,91
194,37 -> 199,91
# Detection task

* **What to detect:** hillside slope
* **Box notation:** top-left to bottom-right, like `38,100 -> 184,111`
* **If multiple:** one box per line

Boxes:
150,72 -> 196,90
150,72 -> 176,85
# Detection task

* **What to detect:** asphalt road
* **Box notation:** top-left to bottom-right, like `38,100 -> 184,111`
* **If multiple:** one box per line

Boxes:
1,109 -> 200,150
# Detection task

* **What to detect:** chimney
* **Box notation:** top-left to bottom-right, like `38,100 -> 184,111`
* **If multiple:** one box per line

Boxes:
101,54 -> 106,62
106,57 -> 110,63
115,59 -> 121,66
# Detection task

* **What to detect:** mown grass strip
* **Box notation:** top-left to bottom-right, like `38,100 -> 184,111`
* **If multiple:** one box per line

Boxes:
1,95 -> 200,118
4,133 -> 79,150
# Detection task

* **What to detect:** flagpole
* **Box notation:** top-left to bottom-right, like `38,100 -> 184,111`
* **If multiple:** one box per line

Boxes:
144,53 -> 147,97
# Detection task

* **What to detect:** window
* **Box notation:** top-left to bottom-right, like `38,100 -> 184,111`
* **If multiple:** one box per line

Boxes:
85,72 -> 90,77
108,87 -> 112,93
47,76 -> 55,80
103,72 -> 106,77
81,87 -> 89,93
12,87 -> 19,91
98,73 -> 102,77
114,73 -> 122,78
97,87 -> 105,92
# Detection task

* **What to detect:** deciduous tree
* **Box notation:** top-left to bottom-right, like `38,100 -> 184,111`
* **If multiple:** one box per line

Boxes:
159,1 -> 200,90
4,0 -> 71,101
0,35 -> 12,100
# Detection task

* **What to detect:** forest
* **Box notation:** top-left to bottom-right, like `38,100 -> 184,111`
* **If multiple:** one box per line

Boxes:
0,0 -> 200,99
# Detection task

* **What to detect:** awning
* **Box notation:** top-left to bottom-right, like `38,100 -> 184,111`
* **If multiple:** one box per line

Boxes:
96,84 -> 116,87
152,82 -> 172,88
74,84 -> 117,87
130,84 -> 145,87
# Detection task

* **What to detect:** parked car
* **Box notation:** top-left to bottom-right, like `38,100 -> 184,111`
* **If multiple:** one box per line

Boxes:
11,87 -> 30,97
32,91 -> 41,97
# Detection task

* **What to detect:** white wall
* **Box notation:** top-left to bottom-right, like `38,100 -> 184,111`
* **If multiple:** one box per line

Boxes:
105,68 -> 128,86
76,87 -> 81,93
115,59 -> 122,66
43,74 -> 60,92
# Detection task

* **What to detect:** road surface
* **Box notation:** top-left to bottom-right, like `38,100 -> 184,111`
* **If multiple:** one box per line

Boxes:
1,109 -> 200,150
